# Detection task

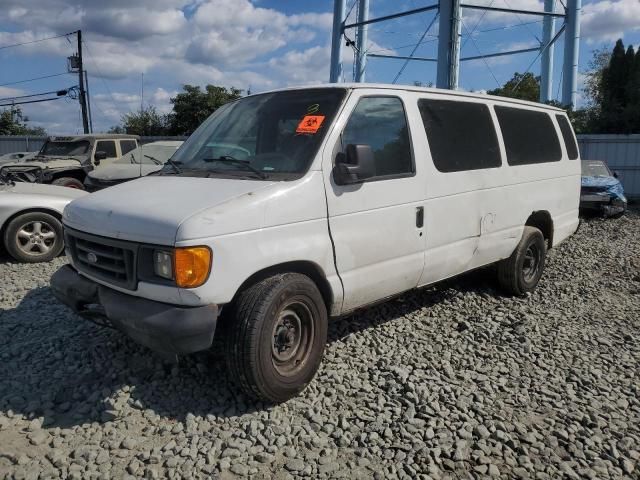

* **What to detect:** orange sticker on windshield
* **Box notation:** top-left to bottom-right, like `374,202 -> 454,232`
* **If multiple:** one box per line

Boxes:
296,115 -> 325,134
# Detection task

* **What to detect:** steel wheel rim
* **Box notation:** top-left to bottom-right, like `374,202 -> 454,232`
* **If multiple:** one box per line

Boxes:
522,243 -> 541,282
15,221 -> 57,256
271,300 -> 315,376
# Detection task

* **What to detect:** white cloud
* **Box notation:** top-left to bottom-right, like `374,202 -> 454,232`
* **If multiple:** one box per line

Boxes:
582,0 -> 640,42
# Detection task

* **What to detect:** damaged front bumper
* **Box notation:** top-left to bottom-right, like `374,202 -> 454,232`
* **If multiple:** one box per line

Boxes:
50,265 -> 218,355
579,192 -> 627,217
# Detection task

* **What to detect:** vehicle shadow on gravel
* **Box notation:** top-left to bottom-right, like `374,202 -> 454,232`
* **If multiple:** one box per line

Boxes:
0,268 -> 500,430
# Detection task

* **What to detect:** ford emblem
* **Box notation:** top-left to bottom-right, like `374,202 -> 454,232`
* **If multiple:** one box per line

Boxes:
87,252 -> 98,264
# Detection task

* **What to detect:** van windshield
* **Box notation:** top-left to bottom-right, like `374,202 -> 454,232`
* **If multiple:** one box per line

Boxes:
168,88 -> 347,180
582,161 -> 611,177
41,140 -> 90,156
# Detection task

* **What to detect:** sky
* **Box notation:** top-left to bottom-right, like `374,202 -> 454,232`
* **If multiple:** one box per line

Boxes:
1,0 -> 639,134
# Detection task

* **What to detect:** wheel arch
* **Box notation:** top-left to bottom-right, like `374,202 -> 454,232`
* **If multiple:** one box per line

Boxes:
525,210 -> 554,249
51,169 -> 87,182
231,260 -> 334,313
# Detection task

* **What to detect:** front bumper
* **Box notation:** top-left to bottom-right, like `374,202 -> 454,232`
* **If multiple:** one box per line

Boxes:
580,193 -> 627,216
50,265 -> 218,355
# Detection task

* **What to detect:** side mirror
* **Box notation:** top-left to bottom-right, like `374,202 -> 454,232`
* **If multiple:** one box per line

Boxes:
613,171 -> 619,179
94,150 -> 107,166
333,144 -> 376,185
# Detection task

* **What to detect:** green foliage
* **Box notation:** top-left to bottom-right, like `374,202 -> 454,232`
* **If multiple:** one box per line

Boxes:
117,106 -> 169,136
593,39 -> 640,133
0,108 -> 46,136
487,72 -> 540,102
167,85 -> 242,135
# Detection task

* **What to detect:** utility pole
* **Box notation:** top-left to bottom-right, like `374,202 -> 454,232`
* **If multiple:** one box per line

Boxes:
84,70 -> 93,133
436,0 -> 461,90
539,0 -> 556,102
141,72 -> 144,112
562,0 -> 581,108
76,30 -> 89,134
354,0 -> 370,82
329,0 -> 346,82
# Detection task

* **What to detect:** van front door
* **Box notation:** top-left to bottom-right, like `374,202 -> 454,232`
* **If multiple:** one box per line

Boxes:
322,92 -> 427,313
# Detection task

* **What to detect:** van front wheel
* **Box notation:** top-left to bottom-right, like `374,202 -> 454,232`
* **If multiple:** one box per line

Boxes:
224,273 -> 328,403
498,226 -> 546,296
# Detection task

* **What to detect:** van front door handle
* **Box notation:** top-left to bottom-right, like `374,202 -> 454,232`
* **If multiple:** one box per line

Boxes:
416,206 -> 424,228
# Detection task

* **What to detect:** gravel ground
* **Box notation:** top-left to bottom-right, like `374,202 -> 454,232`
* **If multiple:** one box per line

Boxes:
1,208 -> 639,480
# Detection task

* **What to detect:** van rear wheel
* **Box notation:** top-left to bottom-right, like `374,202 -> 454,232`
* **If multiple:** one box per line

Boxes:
497,226 -> 546,296
224,273 -> 328,403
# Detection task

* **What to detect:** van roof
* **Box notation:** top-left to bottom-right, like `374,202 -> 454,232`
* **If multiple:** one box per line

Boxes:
258,83 -> 566,113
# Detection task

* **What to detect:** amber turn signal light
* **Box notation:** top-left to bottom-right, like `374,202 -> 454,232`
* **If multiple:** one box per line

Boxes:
174,246 -> 212,288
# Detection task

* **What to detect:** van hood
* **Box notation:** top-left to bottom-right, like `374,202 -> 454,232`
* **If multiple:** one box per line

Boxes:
89,163 -> 162,181
63,176 -> 275,245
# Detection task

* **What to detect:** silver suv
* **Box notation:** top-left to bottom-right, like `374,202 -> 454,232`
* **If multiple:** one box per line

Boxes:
0,134 -> 139,189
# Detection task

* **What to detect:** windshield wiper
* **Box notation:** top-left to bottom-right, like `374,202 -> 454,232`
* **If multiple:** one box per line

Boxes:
165,158 -> 182,174
144,154 -> 162,165
203,156 -> 267,179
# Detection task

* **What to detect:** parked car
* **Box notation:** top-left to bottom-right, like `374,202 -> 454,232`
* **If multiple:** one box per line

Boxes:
0,151 -> 37,163
84,141 -> 183,191
50,84 -> 580,402
580,160 -> 627,217
0,174 -> 87,262
0,134 -> 139,189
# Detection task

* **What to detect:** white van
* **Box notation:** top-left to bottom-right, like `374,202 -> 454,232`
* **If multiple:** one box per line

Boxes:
51,84 -> 580,402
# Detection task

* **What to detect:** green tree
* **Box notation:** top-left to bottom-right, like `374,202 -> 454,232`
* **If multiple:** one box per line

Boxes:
487,72 -> 540,102
117,106 -> 169,136
168,85 -> 242,135
0,107 -> 46,135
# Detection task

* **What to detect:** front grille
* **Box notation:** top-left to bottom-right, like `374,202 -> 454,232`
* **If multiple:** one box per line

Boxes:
65,228 -> 137,290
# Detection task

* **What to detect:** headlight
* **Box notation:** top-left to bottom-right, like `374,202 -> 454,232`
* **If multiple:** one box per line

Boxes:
174,246 -> 212,288
153,250 -> 173,279
151,246 -> 212,287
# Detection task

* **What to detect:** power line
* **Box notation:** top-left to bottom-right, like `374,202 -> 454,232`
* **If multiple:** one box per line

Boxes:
392,13 -> 439,84
0,96 -> 66,108
0,88 -> 73,102
81,39 -> 118,107
460,18 -> 502,88
0,72 -> 71,87
0,31 -> 75,51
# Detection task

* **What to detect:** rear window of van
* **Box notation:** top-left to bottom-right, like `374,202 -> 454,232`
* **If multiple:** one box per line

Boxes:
495,106 -> 562,165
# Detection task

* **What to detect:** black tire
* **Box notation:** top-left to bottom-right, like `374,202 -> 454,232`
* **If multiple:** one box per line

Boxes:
51,177 -> 85,190
4,212 -> 64,263
497,226 -> 546,296
224,273 -> 328,403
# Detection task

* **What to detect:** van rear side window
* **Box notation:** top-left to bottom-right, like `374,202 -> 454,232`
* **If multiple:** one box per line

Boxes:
556,114 -> 579,160
495,106 -> 562,165
418,99 -> 501,172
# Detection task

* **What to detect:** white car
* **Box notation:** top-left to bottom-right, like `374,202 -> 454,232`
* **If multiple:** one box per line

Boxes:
84,141 -> 184,191
0,176 -> 86,262
51,84 -> 580,402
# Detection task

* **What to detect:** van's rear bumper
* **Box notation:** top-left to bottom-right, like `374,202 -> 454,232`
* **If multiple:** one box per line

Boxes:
50,265 -> 218,355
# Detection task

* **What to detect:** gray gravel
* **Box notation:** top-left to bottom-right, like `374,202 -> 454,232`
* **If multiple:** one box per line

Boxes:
1,208 -> 639,480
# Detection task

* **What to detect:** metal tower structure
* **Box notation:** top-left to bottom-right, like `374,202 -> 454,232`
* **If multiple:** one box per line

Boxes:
329,0 -> 582,107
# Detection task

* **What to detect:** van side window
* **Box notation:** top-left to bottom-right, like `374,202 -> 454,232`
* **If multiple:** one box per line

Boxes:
95,140 -> 117,158
495,106 -> 562,165
555,114 -> 579,160
418,99 -> 501,172
342,97 -> 413,177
